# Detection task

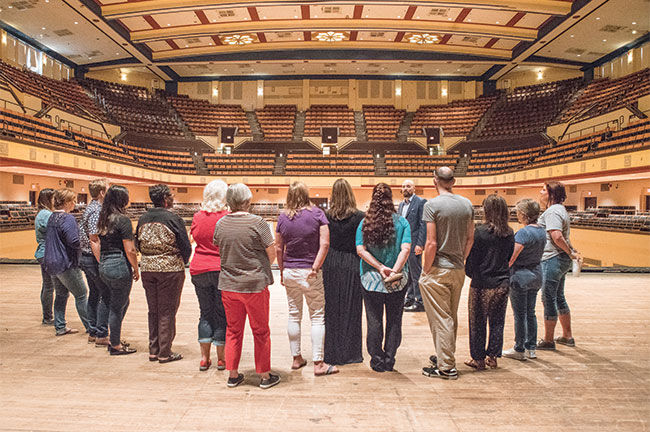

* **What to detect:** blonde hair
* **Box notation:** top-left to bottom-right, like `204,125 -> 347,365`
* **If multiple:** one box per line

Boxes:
201,180 -> 228,213
53,188 -> 76,210
285,181 -> 311,219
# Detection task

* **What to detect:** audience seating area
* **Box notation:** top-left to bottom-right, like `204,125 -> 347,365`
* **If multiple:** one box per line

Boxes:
0,202 -> 37,232
570,210 -> 650,233
255,105 -> 296,140
304,105 -> 355,137
167,95 -> 250,136
203,153 -> 275,175
0,61 -> 103,119
285,153 -> 374,176
0,107 -> 80,151
384,154 -> 458,176
467,118 -> 649,175
410,96 -> 498,137
479,79 -> 582,138
125,145 -> 196,174
363,105 -> 405,141
85,78 -> 184,137
557,68 -> 650,124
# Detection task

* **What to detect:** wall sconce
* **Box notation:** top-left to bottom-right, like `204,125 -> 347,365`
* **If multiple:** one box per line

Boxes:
441,88 -> 448,96
120,73 -> 127,81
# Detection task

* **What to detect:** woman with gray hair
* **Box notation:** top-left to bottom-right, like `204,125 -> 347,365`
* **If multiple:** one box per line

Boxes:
190,180 -> 229,371
213,183 -> 280,389
503,199 -> 546,361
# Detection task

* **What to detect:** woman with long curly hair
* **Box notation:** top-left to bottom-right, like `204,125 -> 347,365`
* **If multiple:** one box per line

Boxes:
355,183 -> 411,372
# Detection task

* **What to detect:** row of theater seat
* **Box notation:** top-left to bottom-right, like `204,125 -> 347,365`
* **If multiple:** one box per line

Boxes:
167,94 -> 251,136
285,153 -> 375,176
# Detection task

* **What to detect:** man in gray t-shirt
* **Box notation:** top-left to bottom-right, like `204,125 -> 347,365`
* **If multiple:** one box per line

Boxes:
419,167 -> 474,380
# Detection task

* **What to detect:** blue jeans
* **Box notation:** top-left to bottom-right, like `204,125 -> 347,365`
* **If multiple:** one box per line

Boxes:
80,253 -> 110,338
37,258 -> 54,322
191,271 -> 227,345
509,267 -> 542,352
99,253 -> 133,347
404,252 -> 422,305
52,266 -> 89,332
541,254 -> 572,321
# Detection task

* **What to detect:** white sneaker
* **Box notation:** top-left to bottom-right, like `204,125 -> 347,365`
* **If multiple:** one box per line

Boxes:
526,349 -> 537,359
502,348 -> 527,361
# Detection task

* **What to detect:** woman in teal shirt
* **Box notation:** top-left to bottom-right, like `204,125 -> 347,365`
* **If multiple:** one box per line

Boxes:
356,183 -> 411,372
34,188 -> 55,325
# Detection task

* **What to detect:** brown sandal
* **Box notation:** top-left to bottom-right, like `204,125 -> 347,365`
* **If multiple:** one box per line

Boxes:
485,356 -> 498,369
464,359 -> 486,370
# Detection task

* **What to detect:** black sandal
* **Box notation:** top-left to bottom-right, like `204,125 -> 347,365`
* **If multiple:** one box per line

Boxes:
158,352 -> 183,364
109,345 -> 137,356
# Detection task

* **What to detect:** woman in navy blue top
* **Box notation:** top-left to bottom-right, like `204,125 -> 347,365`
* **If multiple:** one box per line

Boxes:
44,188 -> 89,336
503,199 -> 547,361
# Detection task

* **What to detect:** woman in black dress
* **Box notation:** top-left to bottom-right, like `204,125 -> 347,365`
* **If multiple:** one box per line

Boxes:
322,179 -> 365,365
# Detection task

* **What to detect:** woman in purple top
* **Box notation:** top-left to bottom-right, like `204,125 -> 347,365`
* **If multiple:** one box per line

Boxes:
43,188 -> 90,336
276,181 -> 338,376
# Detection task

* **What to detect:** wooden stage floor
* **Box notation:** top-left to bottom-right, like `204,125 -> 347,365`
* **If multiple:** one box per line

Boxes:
0,265 -> 648,431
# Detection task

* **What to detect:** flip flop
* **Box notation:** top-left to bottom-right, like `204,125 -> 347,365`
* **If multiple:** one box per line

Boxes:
158,352 -> 183,364
315,364 -> 339,376
291,360 -> 307,370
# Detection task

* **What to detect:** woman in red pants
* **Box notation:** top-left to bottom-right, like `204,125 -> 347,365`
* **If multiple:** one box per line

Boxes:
213,183 -> 280,390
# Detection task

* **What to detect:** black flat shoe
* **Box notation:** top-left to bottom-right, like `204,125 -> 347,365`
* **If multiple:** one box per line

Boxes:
109,345 -> 137,356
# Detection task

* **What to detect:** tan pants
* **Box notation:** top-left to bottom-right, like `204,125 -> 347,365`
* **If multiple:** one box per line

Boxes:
419,267 -> 466,371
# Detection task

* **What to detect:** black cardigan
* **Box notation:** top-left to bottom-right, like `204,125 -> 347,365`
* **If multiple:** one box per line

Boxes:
465,224 -> 514,289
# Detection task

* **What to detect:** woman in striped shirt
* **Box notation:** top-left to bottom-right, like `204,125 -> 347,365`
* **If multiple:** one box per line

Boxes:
355,183 -> 411,373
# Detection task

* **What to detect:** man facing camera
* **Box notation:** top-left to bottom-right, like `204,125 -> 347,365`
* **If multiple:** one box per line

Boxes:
399,180 -> 427,312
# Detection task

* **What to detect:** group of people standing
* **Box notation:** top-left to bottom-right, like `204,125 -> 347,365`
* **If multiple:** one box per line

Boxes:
34,166 -> 581,388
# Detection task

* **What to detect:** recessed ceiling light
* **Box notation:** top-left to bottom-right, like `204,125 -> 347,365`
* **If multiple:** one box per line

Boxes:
8,5 -> 12,8
495,21 -> 499,24
74,21 -> 78,24
294,16 -> 298,18
416,16 -> 420,18
42,27 -> 46,30
632,22 -> 637,25
632,30 -> 637,34
602,39 -> 607,42
596,17 -> 600,20
570,34 -> 574,37
116,52 -> 119,55
397,16 -> 401,18
314,15 -> 318,17
467,19 -> 471,22
212,20 -> 216,23
448,17 -> 452,21
577,54 -> 581,57
167,23 -> 171,26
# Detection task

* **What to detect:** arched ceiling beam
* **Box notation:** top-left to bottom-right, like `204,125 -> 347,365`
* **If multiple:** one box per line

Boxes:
102,0 -> 572,20
130,19 -> 537,43
151,40 -> 512,60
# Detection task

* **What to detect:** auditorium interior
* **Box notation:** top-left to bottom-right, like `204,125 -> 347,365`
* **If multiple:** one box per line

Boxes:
0,0 -> 648,430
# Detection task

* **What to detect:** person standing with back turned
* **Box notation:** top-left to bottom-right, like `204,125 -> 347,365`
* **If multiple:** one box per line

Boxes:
419,167 -> 474,380
399,180 -> 427,313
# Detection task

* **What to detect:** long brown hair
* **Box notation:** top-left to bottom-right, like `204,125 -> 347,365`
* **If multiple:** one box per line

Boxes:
285,181 -> 312,219
327,178 -> 357,220
482,194 -> 512,238
362,183 -> 396,247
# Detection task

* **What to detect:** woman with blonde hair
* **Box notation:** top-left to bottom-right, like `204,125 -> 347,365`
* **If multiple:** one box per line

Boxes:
356,183 -> 411,372
276,181 -> 337,376
190,180 -> 229,371
322,179 -> 365,365
44,188 -> 90,336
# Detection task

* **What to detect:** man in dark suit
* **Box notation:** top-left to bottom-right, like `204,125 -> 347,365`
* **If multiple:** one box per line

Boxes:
399,180 -> 426,312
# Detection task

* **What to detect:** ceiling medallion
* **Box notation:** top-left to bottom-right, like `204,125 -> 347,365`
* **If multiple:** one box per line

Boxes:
315,31 -> 346,42
407,33 -> 439,44
223,34 -> 255,45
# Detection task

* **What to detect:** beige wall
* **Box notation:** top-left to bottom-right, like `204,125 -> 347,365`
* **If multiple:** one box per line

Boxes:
595,42 -> 650,79
177,78 -> 482,111
498,66 -> 582,90
85,68 -> 162,90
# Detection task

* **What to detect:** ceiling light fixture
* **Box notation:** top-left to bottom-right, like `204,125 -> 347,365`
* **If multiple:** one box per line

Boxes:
632,30 -> 637,34
223,34 -> 255,45
632,22 -> 637,25
74,21 -> 78,24
407,33 -> 439,44
315,31 -> 346,42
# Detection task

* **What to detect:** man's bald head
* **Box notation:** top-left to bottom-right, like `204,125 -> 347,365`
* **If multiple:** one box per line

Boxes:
434,166 -> 455,190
